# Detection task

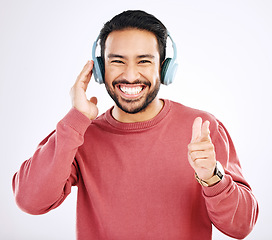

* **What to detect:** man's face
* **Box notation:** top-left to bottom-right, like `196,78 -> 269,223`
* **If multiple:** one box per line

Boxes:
104,29 -> 161,114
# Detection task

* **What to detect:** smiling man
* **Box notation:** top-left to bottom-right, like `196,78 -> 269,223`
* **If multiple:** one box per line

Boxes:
13,10 -> 258,240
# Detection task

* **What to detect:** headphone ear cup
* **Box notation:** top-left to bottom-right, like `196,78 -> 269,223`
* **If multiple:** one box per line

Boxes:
161,57 -> 178,86
92,36 -> 105,84
161,58 -> 172,85
97,57 -> 105,82
93,56 -> 105,84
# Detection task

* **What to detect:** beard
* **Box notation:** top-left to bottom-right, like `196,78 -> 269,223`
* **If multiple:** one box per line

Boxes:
105,78 -> 161,114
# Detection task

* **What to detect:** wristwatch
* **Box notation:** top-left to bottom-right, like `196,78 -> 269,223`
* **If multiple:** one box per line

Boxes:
195,161 -> 225,187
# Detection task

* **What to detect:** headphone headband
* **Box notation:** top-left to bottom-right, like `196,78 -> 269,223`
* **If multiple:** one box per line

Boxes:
161,32 -> 178,85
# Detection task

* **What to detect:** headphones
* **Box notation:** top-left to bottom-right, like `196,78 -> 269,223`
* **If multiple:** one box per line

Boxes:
92,31 -> 178,86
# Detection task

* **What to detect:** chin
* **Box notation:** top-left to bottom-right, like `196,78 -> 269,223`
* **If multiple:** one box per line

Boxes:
115,97 -> 151,114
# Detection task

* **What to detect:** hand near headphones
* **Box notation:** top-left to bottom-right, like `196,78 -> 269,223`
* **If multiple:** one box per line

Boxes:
188,117 -> 217,181
70,60 -> 99,120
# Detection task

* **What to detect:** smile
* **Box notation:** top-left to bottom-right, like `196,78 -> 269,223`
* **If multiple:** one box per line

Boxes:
116,84 -> 146,97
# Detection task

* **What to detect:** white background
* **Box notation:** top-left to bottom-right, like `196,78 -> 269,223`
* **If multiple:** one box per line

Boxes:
1,0 -> 271,239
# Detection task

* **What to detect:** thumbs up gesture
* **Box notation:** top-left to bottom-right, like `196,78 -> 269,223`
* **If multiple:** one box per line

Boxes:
188,117 -> 217,181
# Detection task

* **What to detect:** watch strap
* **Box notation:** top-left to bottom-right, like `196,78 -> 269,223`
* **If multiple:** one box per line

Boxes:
195,161 -> 224,187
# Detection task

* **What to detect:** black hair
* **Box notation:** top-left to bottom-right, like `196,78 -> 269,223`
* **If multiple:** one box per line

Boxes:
99,10 -> 168,64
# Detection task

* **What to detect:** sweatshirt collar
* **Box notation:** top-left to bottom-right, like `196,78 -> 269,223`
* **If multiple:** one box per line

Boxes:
104,99 -> 171,131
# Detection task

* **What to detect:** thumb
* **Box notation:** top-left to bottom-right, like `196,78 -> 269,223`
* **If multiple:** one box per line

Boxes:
191,117 -> 202,143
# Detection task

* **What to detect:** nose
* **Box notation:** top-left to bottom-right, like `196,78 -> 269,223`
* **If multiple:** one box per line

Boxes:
121,64 -> 140,82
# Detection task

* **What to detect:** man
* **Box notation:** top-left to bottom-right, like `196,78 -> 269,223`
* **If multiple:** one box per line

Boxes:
13,10 -> 258,240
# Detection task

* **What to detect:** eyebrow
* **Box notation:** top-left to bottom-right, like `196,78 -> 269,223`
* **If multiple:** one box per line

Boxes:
107,54 -> 155,59
137,54 -> 155,59
107,54 -> 125,59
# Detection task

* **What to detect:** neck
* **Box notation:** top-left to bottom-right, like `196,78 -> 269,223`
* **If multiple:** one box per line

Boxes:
111,98 -> 164,123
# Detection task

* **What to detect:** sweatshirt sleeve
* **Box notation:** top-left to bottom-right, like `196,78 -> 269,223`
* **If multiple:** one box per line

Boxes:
202,120 -> 259,239
12,108 -> 92,215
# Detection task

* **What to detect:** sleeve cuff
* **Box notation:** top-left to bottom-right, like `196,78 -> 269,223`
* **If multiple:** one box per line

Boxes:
59,107 -> 92,136
202,174 -> 232,197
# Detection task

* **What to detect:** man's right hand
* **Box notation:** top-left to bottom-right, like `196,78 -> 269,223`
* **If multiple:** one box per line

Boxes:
70,60 -> 99,120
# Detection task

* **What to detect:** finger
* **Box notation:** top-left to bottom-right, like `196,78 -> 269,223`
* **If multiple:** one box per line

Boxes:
90,96 -> 98,105
192,158 -> 216,173
200,120 -> 211,141
81,60 -> 94,75
76,61 -> 94,85
190,151 -> 207,162
190,149 -> 215,162
191,117 -> 202,143
188,141 -> 214,152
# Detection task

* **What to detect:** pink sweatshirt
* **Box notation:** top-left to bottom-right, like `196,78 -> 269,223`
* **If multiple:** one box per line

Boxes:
13,100 -> 258,240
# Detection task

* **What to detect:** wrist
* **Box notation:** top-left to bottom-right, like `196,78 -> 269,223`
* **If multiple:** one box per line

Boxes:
195,161 -> 225,187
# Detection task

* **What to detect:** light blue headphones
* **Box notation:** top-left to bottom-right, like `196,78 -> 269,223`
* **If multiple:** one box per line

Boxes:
92,32 -> 178,85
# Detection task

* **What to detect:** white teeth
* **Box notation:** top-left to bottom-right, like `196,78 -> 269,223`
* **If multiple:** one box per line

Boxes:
120,86 -> 143,95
